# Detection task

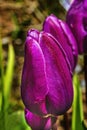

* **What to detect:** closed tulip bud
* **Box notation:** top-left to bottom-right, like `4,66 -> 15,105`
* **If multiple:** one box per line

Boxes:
66,0 -> 87,54
43,14 -> 78,73
21,29 -> 73,117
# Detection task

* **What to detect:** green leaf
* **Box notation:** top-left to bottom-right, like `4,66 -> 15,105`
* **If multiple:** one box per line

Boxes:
6,111 -> 31,130
0,34 -> 4,111
0,38 -> 2,109
4,44 -> 15,109
82,121 -> 87,130
72,74 -> 84,130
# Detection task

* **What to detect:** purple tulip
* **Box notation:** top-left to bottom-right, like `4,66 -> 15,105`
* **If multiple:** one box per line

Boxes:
25,108 -> 51,130
66,0 -> 87,54
43,14 -> 78,73
21,29 -> 73,117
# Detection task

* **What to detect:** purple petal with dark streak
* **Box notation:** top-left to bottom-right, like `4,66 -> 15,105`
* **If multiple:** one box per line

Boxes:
39,32 -> 73,115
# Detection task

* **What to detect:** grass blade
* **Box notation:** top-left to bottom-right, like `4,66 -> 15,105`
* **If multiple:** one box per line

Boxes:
4,44 -> 15,109
72,74 -> 84,130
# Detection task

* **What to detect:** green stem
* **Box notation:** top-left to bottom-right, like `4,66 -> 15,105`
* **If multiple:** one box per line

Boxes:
84,55 -> 87,105
64,113 -> 70,130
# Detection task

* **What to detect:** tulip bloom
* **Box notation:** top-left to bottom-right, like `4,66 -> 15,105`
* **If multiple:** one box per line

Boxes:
66,0 -> 87,54
21,14 -> 78,129
21,29 -> 73,116
43,14 -> 78,73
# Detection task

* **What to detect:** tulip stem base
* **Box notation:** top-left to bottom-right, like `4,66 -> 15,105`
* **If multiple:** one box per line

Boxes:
64,113 -> 70,130
84,55 -> 87,105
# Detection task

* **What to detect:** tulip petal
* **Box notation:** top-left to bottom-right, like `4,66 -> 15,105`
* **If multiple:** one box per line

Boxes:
43,14 -> 78,73
21,34 -> 48,115
25,108 -> 51,130
27,29 -> 40,42
39,32 -> 73,115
